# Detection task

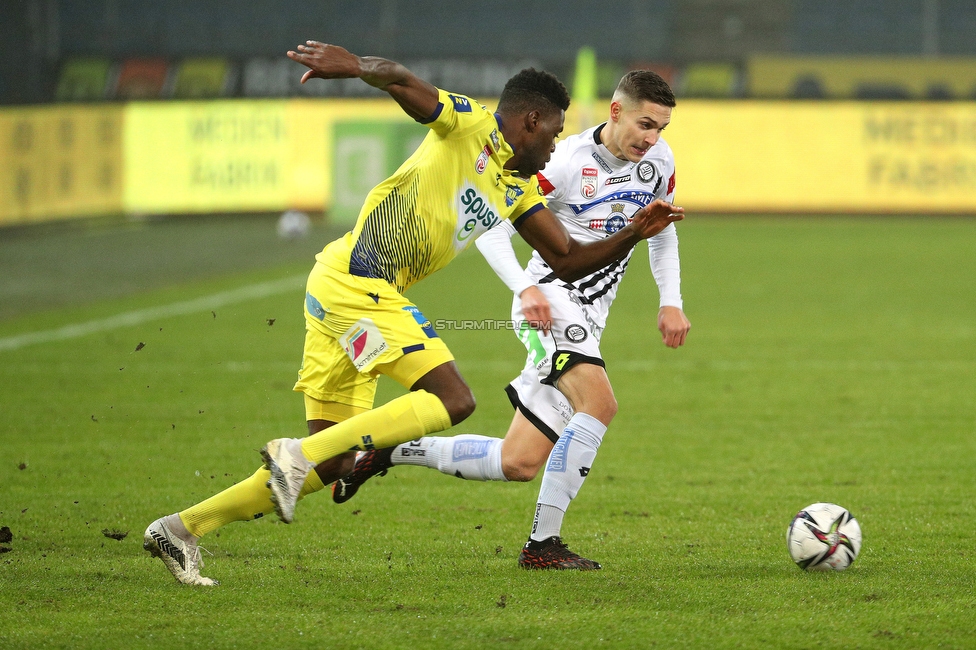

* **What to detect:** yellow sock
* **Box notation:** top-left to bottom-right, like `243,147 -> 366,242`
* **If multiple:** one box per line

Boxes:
179,464 -> 327,538
301,390 -> 451,464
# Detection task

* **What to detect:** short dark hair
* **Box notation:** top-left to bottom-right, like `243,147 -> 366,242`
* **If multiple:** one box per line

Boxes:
497,68 -> 571,115
615,70 -> 676,107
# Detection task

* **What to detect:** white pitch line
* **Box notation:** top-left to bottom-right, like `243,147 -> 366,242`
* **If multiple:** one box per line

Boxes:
0,274 -> 306,353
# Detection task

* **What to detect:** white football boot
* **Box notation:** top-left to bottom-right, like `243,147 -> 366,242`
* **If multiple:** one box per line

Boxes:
143,514 -> 218,586
261,438 -> 313,523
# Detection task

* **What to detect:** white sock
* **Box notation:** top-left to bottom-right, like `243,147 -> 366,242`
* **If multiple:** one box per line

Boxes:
530,412 -> 607,541
391,435 -> 507,482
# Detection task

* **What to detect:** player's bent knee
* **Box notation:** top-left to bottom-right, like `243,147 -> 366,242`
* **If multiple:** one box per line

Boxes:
575,392 -> 618,425
599,395 -> 619,422
502,453 -> 546,482
502,460 -> 538,482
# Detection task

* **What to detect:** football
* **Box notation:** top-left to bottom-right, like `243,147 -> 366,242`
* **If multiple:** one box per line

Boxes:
276,209 -> 311,240
786,503 -> 862,571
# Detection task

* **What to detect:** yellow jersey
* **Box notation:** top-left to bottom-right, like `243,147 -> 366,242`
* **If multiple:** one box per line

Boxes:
318,88 -> 547,294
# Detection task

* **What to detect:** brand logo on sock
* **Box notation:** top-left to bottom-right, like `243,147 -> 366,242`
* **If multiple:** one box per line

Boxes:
360,434 -> 375,451
531,504 -> 542,535
400,448 -> 426,457
452,439 -> 492,461
546,430 -> 574,473
579,467 -> 590,477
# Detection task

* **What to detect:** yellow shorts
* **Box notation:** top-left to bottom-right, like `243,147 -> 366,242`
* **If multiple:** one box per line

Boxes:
294,262 -> 454,415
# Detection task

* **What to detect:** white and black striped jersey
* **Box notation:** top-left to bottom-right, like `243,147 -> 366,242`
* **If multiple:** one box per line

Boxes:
524,123 -> 681,329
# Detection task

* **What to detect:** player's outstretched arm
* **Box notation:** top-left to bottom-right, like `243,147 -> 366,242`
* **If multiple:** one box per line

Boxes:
287,41 -> 439,121
516,199 -> 684,283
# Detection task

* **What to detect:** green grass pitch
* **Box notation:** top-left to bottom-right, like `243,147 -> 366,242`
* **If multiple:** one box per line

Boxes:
1,215 -> 974,648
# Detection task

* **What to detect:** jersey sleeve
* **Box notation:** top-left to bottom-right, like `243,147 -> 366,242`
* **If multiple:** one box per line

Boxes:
475,220 -> 534,296
648,142 -> 681,308
536,139 -> 574,203
657,141 -> 677,203
510,175 -> 548,226
419,88 -> 486,138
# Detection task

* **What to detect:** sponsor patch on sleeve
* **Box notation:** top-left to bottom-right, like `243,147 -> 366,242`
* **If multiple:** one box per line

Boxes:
449,94 -> 472,113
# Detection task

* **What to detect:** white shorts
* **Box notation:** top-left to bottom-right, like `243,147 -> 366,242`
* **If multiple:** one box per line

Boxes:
505,283 -> 605,442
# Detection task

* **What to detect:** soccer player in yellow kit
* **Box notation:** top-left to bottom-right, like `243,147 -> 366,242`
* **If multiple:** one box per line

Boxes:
144,41 -> 683,585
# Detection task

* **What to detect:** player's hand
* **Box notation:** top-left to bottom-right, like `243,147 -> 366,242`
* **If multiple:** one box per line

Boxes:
630,199 -> 684,240
519,285 -> 552,335
658,306 -> 690,348
287,41 -> 361,84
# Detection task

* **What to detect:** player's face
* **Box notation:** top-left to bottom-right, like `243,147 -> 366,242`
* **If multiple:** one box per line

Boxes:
606,100 -> 671,162
517,108 -> 565,177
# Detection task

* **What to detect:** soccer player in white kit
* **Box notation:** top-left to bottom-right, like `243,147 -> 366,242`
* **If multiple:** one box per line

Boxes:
333,71 -> 690,570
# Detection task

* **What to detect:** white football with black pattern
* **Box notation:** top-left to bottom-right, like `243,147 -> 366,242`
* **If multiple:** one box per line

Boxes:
787,503 -> 862,571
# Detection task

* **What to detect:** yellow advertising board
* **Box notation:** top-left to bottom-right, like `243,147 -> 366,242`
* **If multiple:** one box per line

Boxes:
665,101 -> 976,213
0,105 -> 122,225
122,99 -> 411,214
123,100 -> 292,213
748,55 -> 976,100
285,99 -> 413,212
4,99 -> 976,225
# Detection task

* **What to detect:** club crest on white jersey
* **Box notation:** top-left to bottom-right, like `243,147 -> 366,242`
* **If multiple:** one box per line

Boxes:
588,202 -> 629,233
521,124 -> 677,328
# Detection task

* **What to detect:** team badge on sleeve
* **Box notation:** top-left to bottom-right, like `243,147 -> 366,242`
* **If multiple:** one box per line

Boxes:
580,167 -> 598,199
504,183 -> 524,207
